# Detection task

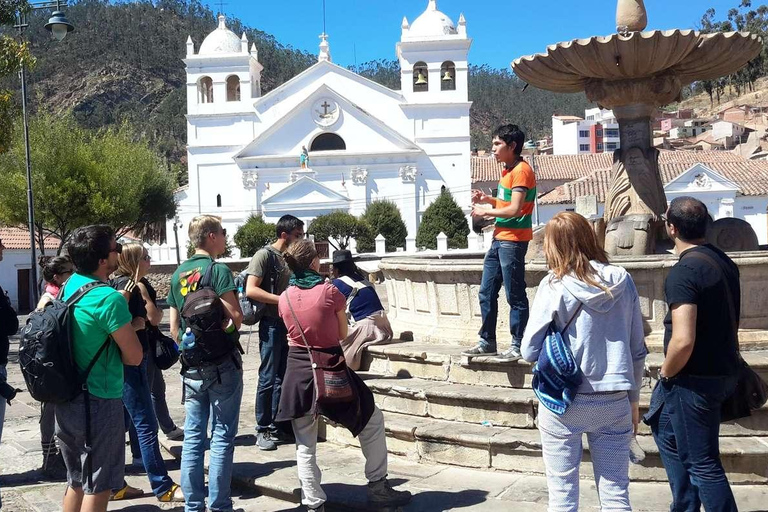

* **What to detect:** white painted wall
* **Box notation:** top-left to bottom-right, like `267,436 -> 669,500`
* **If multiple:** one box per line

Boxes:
0,249 -> 33,311
553,119 -> 579,155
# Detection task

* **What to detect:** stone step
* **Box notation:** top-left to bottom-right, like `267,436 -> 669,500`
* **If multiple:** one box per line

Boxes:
359,373 -> 768,436
158,435 -> 768,511
363,342 -> 768,390
323,411 -> 768,484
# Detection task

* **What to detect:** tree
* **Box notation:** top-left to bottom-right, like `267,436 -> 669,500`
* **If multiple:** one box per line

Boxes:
356,200 -> 408,253
416,190 -> 469,250
233,214 -> 275,257
309,211 -> 362,250
0,114 -> 177,254
0,0 -> 34,151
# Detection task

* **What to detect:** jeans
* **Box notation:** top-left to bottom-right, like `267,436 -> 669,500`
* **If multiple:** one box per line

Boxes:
181,353 -> 243,512
538,392 -> 633,512
123,352 -> 174,497
256,316 -> 288,432
478,239 -> 529,351
648,376 -> 738,512
146,349 -> 178,434
292,407 -> 388,509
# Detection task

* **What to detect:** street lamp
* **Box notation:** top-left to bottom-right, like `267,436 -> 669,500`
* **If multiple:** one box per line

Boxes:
15,0 -> 74,306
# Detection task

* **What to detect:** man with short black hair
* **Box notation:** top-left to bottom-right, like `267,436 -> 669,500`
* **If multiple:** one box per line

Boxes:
465,124 -> 536,360
645,196 -> 740,511
56,225 -> 143,512
245,214 -> 304,450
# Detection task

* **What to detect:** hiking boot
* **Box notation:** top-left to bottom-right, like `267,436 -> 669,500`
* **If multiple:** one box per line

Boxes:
499,346 -> 522,361
110,483 -> 143,501
41,452 -> 67,480
367,478 -> 412,507
256,431 -> 277,451
272,428 -> 295,445
165,427 -> 184,441
461,344 -> 497,357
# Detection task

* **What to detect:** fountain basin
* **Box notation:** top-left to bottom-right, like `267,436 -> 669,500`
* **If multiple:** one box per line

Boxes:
381,251 -> 768,351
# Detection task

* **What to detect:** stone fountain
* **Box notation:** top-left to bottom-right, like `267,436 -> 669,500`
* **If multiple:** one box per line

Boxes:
512,0 -> 762,255
378,1 -> 768,350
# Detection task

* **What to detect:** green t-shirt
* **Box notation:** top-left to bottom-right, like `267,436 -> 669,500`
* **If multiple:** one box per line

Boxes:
61,273 -> 133,399
167,254 -> 237,339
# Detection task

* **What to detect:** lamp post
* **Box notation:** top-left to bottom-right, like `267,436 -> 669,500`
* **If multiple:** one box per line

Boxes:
173,215 -> 182,264
15,0 -> 74,306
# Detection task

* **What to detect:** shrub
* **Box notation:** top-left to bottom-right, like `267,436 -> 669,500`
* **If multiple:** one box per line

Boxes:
186,236 -> 234,259
309,211 -> 362,250
356,200 -> 408,253
233,215 -> 276,257
416,190 -> 469,250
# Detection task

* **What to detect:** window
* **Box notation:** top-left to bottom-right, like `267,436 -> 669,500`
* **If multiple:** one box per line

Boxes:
606,142 -> 618,151
579,130 -> 589,137
226,75 -> 240,101
216,194 -> 222,208
310,133 -> 346,151
440,61 -> 456,91
579,144 -> 590,151
198,76 -> 213,103
596,129 -> 603,137
413,62 -> 428,92
606,129 -> 619,138
597,142 -> 604,151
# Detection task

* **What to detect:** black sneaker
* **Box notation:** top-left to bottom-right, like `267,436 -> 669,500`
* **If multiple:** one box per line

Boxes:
272,429 -> 295,445
256,431 -> 277,451
461,344 -> 497,357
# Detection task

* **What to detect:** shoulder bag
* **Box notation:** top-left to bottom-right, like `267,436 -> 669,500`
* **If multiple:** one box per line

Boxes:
685,250 -> 768,422
285,288 -> 354,413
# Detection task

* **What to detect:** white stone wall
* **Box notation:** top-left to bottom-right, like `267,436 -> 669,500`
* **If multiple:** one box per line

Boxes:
0,249 -> 33,310
552,119 -> 579,155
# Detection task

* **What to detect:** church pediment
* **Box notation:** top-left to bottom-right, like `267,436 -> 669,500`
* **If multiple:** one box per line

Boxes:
234,84 -> 421,162
664,164 -> 739,194
261,176 -> 351,213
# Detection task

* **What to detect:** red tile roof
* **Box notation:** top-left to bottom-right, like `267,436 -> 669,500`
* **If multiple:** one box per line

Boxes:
0,227 -> 61,250
472,153 -> 616,184
538,153 -> 768,205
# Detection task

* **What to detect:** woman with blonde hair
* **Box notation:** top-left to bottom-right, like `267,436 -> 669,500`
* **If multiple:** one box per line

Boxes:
109,243 -> 183,503
521,212 -> 647,512
275,239 -> 410,512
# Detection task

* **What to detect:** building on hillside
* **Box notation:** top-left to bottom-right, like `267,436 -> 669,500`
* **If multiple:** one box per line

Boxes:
534,151 -> 768,244
0,227 -> 60,311
662,118 -> 711,139
552,108 -> 620,155
711,120 -> 753,149
171,1 -> 472,255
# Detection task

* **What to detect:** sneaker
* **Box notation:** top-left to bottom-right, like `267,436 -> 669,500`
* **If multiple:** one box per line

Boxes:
256,431 -> 277,451
367,478 -> 412,507
110,483 -> 144,501
272,429 -> 295,445
499,346 -> 522,361
461,344 -> 497,357
629,435 -> 646,464
165,427 -> 184,441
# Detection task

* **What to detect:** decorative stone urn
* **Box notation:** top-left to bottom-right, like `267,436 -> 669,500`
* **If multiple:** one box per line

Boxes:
512,1 -> 762,255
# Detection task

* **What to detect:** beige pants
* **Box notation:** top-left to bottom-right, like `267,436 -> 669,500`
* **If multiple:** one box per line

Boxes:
341,311 -> 393,371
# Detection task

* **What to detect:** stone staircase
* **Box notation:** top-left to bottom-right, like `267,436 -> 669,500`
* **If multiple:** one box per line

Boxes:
323,342 -> 768,485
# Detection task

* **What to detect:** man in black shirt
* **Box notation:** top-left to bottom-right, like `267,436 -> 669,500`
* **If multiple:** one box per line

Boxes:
645,196 -> 739,511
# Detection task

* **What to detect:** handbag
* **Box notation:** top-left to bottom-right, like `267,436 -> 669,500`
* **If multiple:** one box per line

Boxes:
285,289 -> 355,410
148,325 -> 180,371
531,301 -> 584,415
685,251 -> 768,422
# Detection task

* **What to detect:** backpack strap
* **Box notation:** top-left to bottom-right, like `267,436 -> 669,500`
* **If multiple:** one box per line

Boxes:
199,258 -> 217,288
63,281 -> 107,306
338,276 -> 371,317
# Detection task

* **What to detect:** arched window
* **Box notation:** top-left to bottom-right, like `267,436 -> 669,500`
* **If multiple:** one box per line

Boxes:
198,76 -> 213,103
413,62 -> 428,93
310,133 -> 346,152
226,75 -> 240,102
216,194 -> 222,207
440,61 -> 456,91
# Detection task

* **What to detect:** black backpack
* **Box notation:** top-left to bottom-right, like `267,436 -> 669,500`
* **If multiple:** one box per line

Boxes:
18,282 -> 110,404
180,260 -> 241,368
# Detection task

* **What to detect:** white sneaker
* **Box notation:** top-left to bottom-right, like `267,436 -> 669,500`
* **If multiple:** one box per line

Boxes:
165,427 -> 184,441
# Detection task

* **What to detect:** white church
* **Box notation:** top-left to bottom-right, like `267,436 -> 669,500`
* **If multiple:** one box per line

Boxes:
170,0 -> 472,254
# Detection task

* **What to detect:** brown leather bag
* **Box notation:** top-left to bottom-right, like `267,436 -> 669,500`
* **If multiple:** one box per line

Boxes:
285,289 -> 354,410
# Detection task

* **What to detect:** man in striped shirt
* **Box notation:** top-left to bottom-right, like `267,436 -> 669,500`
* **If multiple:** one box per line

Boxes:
464,124 -> 536,360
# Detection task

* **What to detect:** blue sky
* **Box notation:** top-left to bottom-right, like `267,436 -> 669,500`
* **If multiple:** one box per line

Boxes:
206,0 -> 740,69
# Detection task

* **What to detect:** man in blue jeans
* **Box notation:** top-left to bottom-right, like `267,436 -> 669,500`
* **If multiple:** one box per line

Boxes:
246,215 -> 304,450
168,215 -> 244,512
645,197 -> 740,511
465,125 -> 536,360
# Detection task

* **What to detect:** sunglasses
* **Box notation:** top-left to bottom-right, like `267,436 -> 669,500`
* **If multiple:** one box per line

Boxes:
142,254 -> 151,262
221,228 -> 227,237
110,242 -> 123,254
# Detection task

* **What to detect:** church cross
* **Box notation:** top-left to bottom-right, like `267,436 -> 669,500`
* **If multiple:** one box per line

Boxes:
216,0 -> 227,15
321,101 -> 331,115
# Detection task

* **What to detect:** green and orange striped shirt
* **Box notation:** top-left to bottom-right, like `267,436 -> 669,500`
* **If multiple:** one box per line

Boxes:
493,160 -> 537,242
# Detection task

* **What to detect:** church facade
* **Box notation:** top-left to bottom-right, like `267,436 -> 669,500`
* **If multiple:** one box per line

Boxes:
171,0 -> 472,254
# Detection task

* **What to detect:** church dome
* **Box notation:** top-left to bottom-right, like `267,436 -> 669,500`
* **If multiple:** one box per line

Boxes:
408,0 -> 457,38
199,15 -> 241,55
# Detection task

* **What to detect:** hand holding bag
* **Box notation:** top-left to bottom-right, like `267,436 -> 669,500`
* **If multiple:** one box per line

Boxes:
285,289 -> 354,412
148,325 -> 180,371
